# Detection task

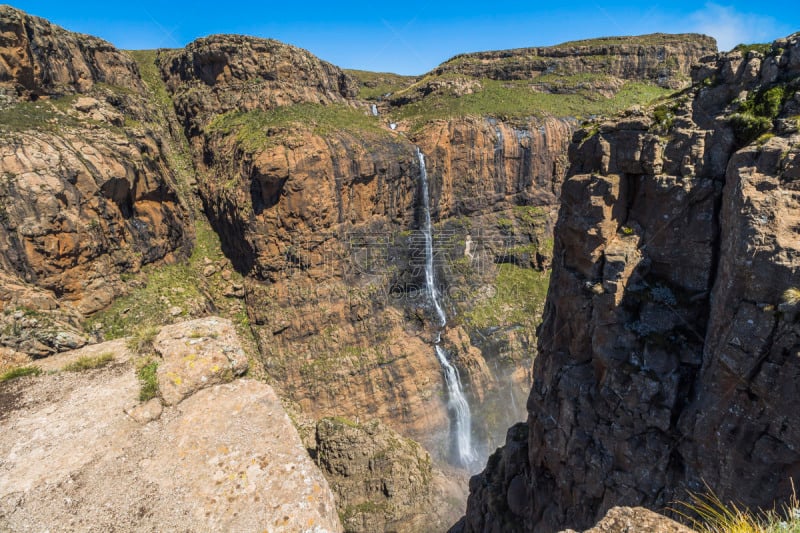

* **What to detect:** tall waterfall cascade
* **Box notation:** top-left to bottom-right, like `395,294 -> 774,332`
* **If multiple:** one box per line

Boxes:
415,147 -> 477,468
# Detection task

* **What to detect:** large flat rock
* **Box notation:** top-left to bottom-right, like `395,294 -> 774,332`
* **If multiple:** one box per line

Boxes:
0,338 -> 342,532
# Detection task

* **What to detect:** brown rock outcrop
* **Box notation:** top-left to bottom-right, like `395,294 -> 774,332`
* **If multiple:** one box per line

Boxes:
558,507 -> 695,533
159,34 -> 358,138
153,316 -> 248,406
414,116 -> 573,217
315,417 -> 467,533
459,34 -> 800,532
0,6 -> 143,98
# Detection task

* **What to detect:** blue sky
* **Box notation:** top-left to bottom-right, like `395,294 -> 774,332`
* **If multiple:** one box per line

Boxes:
9,1 -> 799,75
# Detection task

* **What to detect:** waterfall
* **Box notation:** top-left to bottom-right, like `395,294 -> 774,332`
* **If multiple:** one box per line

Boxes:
371,104 -> 379,116
416,147 -> 477,468
418,148 -> 447,328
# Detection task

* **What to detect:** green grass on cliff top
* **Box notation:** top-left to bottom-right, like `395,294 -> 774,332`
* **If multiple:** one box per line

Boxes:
344,69 -> 417,100
390,78 -> 671,125
207,103 -> 392,152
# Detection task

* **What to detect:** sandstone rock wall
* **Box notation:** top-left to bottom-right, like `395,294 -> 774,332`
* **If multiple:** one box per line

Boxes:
460,34 -> 800,532
159,35 -> 358,138
0,6 -> 191,358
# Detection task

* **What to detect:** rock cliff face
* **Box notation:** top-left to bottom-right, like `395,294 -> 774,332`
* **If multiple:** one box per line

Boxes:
159,34 -> 358,139
0,10 -> 732,531
460,34 -> 800,532
158,35 -> 546,458
158,31 -> 719,471
436,34 -> 717,89
0,6 -> 144,98
0,6 -> 191,357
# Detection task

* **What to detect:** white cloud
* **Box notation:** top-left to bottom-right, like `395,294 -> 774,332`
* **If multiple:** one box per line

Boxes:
689,3 -> 782,51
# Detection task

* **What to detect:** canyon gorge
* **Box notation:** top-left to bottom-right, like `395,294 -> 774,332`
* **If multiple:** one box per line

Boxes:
0,3 -> 798,532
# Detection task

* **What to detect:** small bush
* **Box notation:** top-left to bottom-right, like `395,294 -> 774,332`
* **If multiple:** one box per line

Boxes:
740,86 -> 788,121
137,360 -> 160,402
0,366 -> 42,382
127,325 -> 160,356
653,105 -> 675,130
62,353 -> 114,372
729,113 -> 773,145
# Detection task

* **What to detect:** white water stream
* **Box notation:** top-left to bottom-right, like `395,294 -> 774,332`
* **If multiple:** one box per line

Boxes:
416,147 -> 477,467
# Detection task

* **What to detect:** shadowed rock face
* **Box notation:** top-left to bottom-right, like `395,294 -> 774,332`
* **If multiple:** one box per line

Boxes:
459,33 -> 800,532
0,5 -> 191,357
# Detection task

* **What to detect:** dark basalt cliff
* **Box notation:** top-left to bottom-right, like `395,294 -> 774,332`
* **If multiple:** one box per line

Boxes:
459,33 -> 800,532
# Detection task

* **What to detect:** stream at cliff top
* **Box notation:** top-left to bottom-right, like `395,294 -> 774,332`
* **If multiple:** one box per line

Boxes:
416,147 -> 478,469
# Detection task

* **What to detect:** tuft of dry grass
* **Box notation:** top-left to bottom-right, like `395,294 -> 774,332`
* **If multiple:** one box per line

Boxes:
782,288 -> 800,306
62,353 -> 114,372
675,482 -> 800,533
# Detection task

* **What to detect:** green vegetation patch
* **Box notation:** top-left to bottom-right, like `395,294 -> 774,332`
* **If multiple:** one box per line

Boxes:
207,103 -> 391,152
391,78 -> 672,126
652,101 -> 682,131
86,221 -> 222,339
62,353 -> 114,372
136,360 -> 160,402
728,84 -> 790,145
554,34 -> 705,48
344,69 -> 417,100
464,263 -> 550,330
0,366 -> 42,382
733,43 -> 774,56
127,325 -> 160,356
0,99 -> 82,133
677,487 -> 800,533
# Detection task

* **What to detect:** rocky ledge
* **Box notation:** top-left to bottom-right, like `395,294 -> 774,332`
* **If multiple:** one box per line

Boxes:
0,317 -> 342,532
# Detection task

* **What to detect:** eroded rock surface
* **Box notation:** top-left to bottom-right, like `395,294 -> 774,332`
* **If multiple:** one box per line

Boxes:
558,507 -> 695,533
434,34 -> 716,89
0,323 -> 342,532
154,316 -> 248,406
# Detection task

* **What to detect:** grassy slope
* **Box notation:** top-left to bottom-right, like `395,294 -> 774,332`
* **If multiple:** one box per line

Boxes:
344,69 -> 417,100
383,34 -> 685,127
206,103 -> 393,152
390,78 -> 670,124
